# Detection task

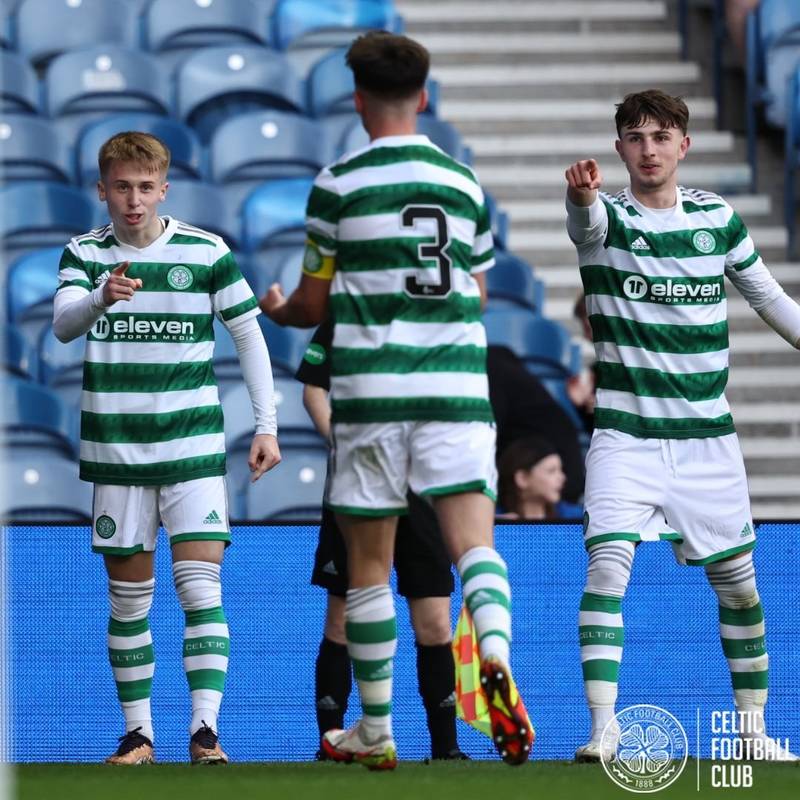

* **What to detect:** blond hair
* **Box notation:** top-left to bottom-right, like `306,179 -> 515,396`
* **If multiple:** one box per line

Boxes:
98,131 -> 170,179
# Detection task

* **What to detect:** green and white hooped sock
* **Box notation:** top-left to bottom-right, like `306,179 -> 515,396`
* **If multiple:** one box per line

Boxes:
706,554 -> 768,719
173,560 -> 229,735
108,578 -> 156,743
579,541 -> 634,739
457,546 -> 512,666
345,585 -> 396,738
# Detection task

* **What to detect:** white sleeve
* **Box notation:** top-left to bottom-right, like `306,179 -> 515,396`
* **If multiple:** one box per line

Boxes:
565,195 -> 608,246
754,292 -> 800,348
226,314 -> 278,436
52,285 -> 109,342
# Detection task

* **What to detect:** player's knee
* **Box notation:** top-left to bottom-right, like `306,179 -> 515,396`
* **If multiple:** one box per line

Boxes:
108,578 -> 155,622
585,542 -> 634,597
706,553 -> 759,609
412,616 -> 452,647
173,559 -> 222,611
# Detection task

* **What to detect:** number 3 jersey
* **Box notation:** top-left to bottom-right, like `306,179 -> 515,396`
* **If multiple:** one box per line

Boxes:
56,217 -> 259,485
568,187 -> 786,439
302,134 -> 495,425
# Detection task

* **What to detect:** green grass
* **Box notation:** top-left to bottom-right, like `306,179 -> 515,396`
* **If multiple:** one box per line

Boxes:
12,760 -> 800,800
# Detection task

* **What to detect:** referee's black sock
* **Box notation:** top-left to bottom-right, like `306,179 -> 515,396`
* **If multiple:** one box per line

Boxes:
417,642 -> 459,758
315,637 -> 351,738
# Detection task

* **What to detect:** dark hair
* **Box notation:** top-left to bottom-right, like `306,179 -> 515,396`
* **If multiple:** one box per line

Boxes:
497,436 -> 559,516
614,89 -> 689,137
346,31 -> 429,100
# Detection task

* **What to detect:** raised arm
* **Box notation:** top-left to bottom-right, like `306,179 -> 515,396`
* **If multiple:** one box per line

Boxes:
564,159 -> 608,245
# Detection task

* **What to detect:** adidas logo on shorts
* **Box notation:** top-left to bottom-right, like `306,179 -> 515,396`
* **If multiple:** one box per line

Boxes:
631,236 -> 650,250
203,510 -> 222,525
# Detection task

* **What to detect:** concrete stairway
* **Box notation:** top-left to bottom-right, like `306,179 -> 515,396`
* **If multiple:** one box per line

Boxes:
399,0 -> 800,517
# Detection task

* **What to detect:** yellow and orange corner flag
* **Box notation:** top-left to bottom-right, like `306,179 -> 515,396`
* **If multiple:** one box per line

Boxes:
452,604 -> 492,737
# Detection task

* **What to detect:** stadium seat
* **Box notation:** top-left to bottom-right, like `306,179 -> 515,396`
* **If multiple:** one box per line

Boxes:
0,184 -> 94,257
240,177 -> 313,253
45,47 -> 172,145
1,450 -> 92,522
483,309 -> 580,380
745,0 -> 800,189
176,45 -> 305,143
0,50 -> 40,114
785,66 -> 800,258
6,246 -> 63,349
77,114 -> 204,186
0,114 -> 73,183
259,316 -> 313,376
484,191 -> 509,251
15,0 -> 139,68
37,324 -> 85,411
485,252 -> 544,314
144,0 -> 272,61
210,111 -> 326,204
272,0 -> 399,51
1,375 -> 78,458
4,324 -> 37,380
160,181 -> 241,248
244,445 -> 328,520
336,112 -> 470,162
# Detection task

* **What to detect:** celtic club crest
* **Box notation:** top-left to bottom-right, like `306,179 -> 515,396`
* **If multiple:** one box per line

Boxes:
602,704 -> 688,793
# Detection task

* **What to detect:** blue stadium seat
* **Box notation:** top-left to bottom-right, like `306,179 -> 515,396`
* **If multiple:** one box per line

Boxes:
37,323 -> 85,411
45,47 -> 172,145
483,191 -> 509,251
6,246 -> 63,348
307,47 -> 439,120
272,0 -> 399,51
210,111 -> 326,203
145,0 -> 272,60
239,178 -> 312,257
244,445 -> 328,520
785,66 -> 800,258
4,324 -> 37,380
483,309 -> 580,380
336,112 -> 470,162
240,177 -> 313,253
484,252 -> 544,314
0,184 -> 94,257
745,0 -> 800,189
1,375 -> 78,458
259,316 -> 313,376
160,181 -> 241,248
1,450 -> 92,522
0,114 -> 73,183
16,0 -> 139,68
0,50 -> 40,114
176,45 -> 305,143
77,113 -> 204,186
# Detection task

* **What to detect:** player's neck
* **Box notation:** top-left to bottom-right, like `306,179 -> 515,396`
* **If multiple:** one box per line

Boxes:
629,181 -> 679,210
365,117 -> 418,141
115,216 -> 165,249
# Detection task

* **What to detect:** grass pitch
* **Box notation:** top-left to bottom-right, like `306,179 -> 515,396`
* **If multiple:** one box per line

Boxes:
13,760 -> 800,800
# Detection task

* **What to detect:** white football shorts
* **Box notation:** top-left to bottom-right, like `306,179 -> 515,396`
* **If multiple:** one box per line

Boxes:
91,476 -> 230,555
583,429 -> 756,565
327,421 -> 497,516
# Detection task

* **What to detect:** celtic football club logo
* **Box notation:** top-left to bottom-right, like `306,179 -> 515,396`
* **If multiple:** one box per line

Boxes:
95,515 -> 117,539
303,243 -> 323,273
692,230 -> 716,254
167,265 -> 194,290
303,343 -> 326,365
602,704 -> 688,793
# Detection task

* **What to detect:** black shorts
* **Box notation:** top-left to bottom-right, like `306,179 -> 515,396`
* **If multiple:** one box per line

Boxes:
310,493 -> 455,598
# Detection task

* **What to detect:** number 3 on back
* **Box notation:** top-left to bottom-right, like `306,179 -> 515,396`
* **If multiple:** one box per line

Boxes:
402,205 -> 452,299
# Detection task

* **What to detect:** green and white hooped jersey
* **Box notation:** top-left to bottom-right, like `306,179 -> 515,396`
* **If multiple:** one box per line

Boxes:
573,187 -> 764,439
305,134 -> 495,425
56,217 -> 259,485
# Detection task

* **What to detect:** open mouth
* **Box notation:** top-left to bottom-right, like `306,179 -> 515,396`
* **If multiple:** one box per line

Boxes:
124,213 -> 144,225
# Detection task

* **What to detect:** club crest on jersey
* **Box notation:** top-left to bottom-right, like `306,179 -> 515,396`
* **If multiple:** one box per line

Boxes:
167,265 -> 194,290
303,243 -> 323,273
692,230 -> 716,254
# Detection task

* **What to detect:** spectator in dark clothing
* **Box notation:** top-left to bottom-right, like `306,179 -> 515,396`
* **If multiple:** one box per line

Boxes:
487,345 -> 585,504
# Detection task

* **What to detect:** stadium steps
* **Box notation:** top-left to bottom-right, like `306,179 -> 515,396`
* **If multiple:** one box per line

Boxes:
398,0 -> 800,517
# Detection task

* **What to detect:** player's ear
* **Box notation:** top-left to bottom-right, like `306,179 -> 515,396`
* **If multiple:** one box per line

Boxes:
678,135 -> 691,161
416,87 -> 428,114
614,139 -> 623,160
353,89 -> 365,115
159,179 -> 169,202
97,179 -> 106,201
